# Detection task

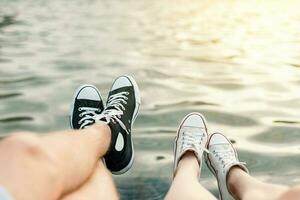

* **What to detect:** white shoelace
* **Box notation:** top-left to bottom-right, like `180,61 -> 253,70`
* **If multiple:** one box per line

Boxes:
94,92 -> 129,133
78,107 -> 100,129
212,147 -> 246,171
181,131 -> 209,154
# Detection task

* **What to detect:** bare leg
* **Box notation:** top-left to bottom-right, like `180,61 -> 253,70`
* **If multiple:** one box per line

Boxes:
61,161 -> 119,200
165,152 -> 217,200
277,185 -> 300,200
228,167 -> 289,200
0,123 -> 111,200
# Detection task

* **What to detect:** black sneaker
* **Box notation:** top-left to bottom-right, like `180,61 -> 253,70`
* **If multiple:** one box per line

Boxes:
70,84 -> 104,129
95,75 -> 141,174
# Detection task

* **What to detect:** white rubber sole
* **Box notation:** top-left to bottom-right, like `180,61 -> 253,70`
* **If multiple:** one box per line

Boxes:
110,75 -> 141,175
69,84 -> 102,129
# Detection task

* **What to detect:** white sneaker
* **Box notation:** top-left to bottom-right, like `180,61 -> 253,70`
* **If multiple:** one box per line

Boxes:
206,133 -> 249,200
173,112 -> 209,177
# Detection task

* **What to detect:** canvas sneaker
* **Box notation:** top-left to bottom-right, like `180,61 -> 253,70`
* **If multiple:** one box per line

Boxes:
206,133 -> 249,200
70,84 -> 104,129
95,75 -> 141,174
173,112 -> 209,177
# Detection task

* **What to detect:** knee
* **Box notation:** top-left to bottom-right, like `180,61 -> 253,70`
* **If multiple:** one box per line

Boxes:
1,132 -> 59,176
0,133 -> 62,193
2,133 -> 53,163
277,186 -> 300,200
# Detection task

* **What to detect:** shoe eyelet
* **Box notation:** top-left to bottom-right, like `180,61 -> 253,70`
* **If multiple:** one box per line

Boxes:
126,92 -> 129,95
78,107 -> 82,111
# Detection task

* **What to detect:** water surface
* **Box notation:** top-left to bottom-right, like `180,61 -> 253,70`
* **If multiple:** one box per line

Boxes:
1,0 -> 300,199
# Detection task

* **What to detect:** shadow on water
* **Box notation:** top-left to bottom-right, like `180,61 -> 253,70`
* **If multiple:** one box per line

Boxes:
0,116 -> 33,123
0,92 -> 22,100
273,120 -> 300,125
136,109 -> 258,129
151,100 -> 219,110
0,15 -> 17,29
251,126 -> 300,144
116,177 -> 169,200
0,76 -> 39,84
0,75 -> 51,89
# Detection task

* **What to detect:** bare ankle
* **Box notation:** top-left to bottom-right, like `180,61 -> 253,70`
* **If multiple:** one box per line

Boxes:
227,166 -> 246,199
86,123 -> 112,140
176,151 -> 200,177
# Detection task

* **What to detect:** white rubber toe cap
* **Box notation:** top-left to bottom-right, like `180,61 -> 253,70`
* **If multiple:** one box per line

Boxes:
111,76 -> 132,91
77,85 -> 101,101
209,133 -> 230,146
181,113 -> 207,129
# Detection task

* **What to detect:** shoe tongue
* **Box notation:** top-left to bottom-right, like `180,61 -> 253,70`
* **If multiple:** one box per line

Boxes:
110,86 -> 131,94
78,99 -> 102,109
105,105 -> 116,111
211,143 -> 231,151
107,122 -> 121,148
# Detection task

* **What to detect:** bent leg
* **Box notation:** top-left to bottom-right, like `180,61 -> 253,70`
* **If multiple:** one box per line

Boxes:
228,167 -> 289,200
277,185 -> 300,200
165,152 -> 217,200
61,161 -> 119,200
0,123 -> 111,200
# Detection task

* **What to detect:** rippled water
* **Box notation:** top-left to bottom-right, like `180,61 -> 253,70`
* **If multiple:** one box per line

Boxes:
1,0 -> 300,199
